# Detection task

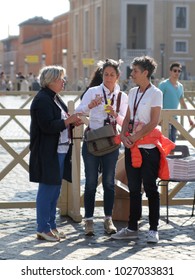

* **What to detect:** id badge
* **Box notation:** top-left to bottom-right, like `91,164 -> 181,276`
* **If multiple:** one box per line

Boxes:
128,119 -> 134,133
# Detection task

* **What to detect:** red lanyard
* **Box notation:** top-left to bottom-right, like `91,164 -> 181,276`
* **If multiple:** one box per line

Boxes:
133,83 -> 151,118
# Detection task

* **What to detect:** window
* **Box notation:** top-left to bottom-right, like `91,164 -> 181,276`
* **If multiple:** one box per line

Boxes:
174,40 -> 188,53
95,6 -> 101,51
83,10 -> 89,52
73,14 -> 79,53
176,7 -> 186,28
174,6 -> 188,30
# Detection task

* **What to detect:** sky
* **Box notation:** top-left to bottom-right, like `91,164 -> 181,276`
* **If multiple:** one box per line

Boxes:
0,0 -> 70,40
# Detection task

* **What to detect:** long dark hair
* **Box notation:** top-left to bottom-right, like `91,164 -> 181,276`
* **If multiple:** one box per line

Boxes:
80,67 -> 103,99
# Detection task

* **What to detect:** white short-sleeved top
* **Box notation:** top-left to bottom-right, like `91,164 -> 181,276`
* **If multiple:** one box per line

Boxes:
128,84 -> 162,148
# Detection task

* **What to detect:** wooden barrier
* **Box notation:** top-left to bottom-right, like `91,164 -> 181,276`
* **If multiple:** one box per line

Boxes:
0,91 -> 195,222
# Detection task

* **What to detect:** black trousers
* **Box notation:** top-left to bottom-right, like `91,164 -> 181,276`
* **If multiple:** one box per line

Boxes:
125,147 -> 160,231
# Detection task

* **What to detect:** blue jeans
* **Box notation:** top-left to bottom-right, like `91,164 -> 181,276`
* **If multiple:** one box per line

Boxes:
169,124 -> 177,143
82,141 -> 119,218
36,153 -> 65,233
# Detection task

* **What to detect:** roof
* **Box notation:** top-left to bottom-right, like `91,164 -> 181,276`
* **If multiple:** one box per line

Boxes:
19,16 -> 51,26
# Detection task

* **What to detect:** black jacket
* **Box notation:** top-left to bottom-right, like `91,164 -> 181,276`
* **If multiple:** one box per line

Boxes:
29,87 -> 72,184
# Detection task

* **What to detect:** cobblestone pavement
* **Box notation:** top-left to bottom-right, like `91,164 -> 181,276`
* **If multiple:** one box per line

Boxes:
0,205 -> 195,260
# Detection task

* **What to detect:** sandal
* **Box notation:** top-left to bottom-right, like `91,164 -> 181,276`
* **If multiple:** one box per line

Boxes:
52,229 -> 66,239
37,231 -> 60,242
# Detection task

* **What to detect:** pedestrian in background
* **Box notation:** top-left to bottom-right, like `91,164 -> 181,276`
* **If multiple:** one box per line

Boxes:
20,75 -> 29,92
158,62 -> 194,142
29,65 -> 83,242
75,58 -> 128,236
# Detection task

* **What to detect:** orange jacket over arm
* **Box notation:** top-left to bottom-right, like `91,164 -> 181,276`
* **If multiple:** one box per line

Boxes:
127,128 -> 175,180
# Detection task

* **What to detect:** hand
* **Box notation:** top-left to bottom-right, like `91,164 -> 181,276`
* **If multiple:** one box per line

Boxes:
74,117 -> 84,126
88,97 -> 102,109
65,113 -> 83,126
121,134 -> 134,148
105,105 -> 118,118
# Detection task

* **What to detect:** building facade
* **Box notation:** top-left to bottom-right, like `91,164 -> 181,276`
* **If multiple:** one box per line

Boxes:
67,0 -> 195,84
0,0 -> 195,89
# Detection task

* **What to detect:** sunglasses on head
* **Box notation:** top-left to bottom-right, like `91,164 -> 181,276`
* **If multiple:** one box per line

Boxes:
172,69 -> 181,73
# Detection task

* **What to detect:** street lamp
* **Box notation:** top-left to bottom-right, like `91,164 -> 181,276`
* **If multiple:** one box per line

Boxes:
160,43 -> 165,78
116,43 -> 121,60
24,57 -> 28,76
10,61 -> 14,83
62,48 -> 67,69
41,53 -> 46,67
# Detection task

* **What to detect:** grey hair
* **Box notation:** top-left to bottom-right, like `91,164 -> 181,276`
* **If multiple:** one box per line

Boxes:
39,65 -> 66,88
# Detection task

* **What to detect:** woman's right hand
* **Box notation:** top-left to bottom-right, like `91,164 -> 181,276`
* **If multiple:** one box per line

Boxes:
121,134 -> 134,148
88,97 -> 102,109
65,113 -> 83,126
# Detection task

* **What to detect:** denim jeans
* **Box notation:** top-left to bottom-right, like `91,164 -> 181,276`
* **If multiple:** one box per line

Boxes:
169,124 -> 177,143
125,147 -> 160,231
82,141 -> 119,218
36,153 -> 65,233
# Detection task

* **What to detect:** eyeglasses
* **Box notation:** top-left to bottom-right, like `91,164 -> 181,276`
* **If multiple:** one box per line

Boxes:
172,69 -> 182,73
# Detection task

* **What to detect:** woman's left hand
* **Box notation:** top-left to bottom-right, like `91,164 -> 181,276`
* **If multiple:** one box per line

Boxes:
106,105 -> 118,118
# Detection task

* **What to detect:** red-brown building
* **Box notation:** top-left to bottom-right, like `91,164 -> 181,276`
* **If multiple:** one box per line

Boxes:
0,13 -> 68,82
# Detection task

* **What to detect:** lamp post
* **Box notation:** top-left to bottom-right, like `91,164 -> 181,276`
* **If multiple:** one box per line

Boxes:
24,57 -> 28,76
41,53 -> 46,67
62,48 -> 67,69
10,61 -> 14,83
116,43 -> 121,60
160,43 -> 165,78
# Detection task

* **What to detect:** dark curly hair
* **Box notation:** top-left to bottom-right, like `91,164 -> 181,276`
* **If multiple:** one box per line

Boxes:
131,56 -> 157,78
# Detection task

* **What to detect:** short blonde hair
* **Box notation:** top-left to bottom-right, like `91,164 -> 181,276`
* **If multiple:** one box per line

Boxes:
39,65 -> 66,88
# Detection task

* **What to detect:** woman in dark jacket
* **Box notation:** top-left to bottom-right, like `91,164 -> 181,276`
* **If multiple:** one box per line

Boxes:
29,65 -> 82,242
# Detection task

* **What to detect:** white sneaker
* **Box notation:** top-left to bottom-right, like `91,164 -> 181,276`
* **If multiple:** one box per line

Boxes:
111,227 -> 138,240
147,230 -> 159,243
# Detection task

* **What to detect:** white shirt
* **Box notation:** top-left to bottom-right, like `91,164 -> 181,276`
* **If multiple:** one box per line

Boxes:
54,98 -> 69,153
128,84 -> 162,148
75,83 -> 128,130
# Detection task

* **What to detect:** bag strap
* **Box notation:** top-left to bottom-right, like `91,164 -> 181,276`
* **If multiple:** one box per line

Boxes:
116,91 -> 122,113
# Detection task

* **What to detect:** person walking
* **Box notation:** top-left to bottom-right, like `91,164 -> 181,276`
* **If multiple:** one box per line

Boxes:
111,56 -> 164,243
29,65 -> 83,242
75,58 -> 128,236
158,62 -> 194,142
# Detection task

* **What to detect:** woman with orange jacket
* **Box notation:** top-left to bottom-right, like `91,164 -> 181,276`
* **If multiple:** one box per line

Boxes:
111,56 -> 167,243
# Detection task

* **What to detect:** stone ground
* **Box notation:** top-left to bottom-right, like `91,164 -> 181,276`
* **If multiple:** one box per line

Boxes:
0,205 -> 195,260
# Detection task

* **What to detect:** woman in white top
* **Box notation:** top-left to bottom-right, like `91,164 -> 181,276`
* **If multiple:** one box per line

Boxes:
111,56 -> 163,243
75,59 -> 128,236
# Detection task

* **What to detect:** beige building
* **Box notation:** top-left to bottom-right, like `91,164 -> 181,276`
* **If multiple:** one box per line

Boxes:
67,0 -> 195,86
1,0 -> 195,88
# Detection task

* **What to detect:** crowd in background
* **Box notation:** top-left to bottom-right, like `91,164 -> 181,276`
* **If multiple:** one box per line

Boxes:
1,69 -> 194,94
0,71 -> 40,92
